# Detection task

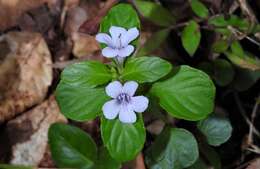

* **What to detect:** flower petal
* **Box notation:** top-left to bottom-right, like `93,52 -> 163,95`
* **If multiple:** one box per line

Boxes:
105,81 -> 123,98
119,105 -> 136,123
132,96 -> 149,113
96,33 -> 112,45
122,27 -> 139,46
117,45 -> 134,57
109,26 -> 127,39
102,99 -> 120,119
122,81 -> 138,96
102,47 -> 118,58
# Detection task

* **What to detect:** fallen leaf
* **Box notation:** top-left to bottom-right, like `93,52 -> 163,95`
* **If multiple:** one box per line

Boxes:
0,32 -> 53,123
0,0 -> 57,31
7,96 -> 67,165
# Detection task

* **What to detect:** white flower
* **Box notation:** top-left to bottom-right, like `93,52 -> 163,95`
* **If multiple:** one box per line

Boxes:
96,26 -> 139,58
102,81 -> 149,124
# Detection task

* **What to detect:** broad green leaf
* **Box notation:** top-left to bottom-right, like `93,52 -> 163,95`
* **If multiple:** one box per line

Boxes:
233,68 -> 260,91
145,127 -> 199,169
190,0 -> 209,18
0,164 -> 35,169
198,59 -> 234,86
225,51 -> 260,71
122,56 -> 172,83
56,82 -> 109,121
137,29 -> 170,56
213,59 -> 234,86
197,115 -> 232,146
101,116 -> 146,162
181,20 -> 201,56
150,65 -> 215,121
224,41 -> 260,70
135,0 -> 174,26
212,40 -> 229,53
209,15 -> 250,31
48,123 -> 97,169
100,3 -> 140,47
96,147 -> 121,169
61,61 -> 112,87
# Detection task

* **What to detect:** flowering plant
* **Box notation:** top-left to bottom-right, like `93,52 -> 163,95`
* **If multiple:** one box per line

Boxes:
48,3 -> 232,169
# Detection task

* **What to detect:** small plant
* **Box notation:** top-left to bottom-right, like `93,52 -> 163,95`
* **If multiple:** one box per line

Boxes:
48,2 -> 233,169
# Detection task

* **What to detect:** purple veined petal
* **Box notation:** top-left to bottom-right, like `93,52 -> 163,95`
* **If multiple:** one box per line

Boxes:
122,81 -> 138,96
105,81 -> 123,98
121,27 -> 139,46
119,104 -> 137,123
132,96 -> 149,113
109,26 -> 127,48
95,33 -> 113,45
102,47 -> 118,58
102,99 -> 120,120
117,45 -> 134,58
109,26 -> 127,39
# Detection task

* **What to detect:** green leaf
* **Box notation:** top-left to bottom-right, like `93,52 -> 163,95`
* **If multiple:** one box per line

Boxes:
96,147 -> 121,169
145,127 -> 199,169
61,61 -> 112,87
135,0 -> 174,26
48,123 -> 97,169
100,3 -> 140,47
225,51 -> 260,71
230,41 -> 244,57
233,68 -> 260,91
190,0 -> 209,18
0,164 -> 35,169
215,28 -> 232,36
56,82 -> 109,121
212,40 -> 229,53
208,15 -> 250,31
224,41 -> 260,70
137,29 -> 170,56
181,20 -> 201,56
213,59 -> 234,86
197,115 -> 232,146
198,59 -> 234,86
150,65 -> 215,121
101,116 -> 146,162
208,15 -> 229,27
122,56 -> 172,83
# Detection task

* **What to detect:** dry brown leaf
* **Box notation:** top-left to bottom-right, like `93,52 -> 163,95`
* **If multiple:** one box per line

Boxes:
79,0 -> 118,35
72,33 -> 100,58
0,0 -> 57,31
64,6 -> 86,35
0,31 -> 53,123
63,6 -> 100,58
7,96 -> 67,165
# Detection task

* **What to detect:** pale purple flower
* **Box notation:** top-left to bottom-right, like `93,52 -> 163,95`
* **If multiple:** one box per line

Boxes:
102,81 -> 149,124
96,26 -> 139,58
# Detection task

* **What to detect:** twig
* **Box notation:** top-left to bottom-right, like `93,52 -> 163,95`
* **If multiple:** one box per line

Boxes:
248,95 -> 260,143
229,27 -> 260,47
234,92 -> 260,137
237,0 -> 257,23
